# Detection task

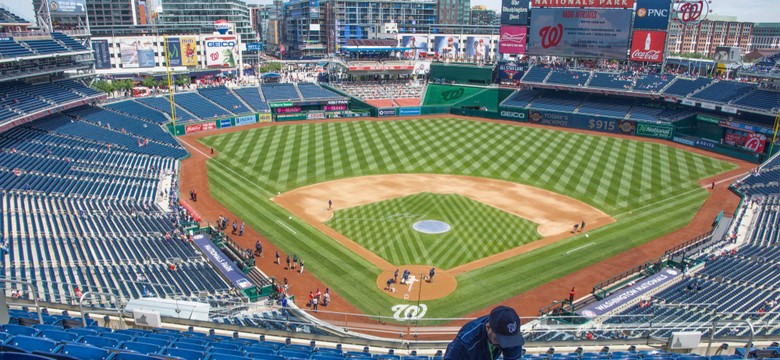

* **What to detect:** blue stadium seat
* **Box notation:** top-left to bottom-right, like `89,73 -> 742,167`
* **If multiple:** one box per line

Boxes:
57,343 -> 111,360
79,335 -> 118,349
38,330 -> 78,342
163,347 -> 207,360
6,335 -> 59,353
2,325 -> 39,337
118,341 -> 161,355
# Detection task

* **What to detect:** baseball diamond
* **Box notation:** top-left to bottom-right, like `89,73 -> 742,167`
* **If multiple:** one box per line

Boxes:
198,117 -> 736,320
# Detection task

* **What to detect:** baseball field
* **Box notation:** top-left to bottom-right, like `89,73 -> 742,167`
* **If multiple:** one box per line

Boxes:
198,117 -> 736,320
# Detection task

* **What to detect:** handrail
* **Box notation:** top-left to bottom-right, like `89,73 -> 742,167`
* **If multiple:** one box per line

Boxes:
78,291 -> 127,329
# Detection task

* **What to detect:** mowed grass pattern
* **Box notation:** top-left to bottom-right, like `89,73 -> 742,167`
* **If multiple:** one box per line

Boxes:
326,193 -> 542,269
202,119 -> 733,214
200,118 -> 737,319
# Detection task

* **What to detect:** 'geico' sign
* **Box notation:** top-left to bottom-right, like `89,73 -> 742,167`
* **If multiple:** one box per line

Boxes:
207,41 -> 236,47
500,110 -> 526,119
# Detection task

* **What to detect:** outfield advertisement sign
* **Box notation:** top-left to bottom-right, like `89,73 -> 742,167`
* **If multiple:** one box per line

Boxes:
630,30 -> 666,63
166,38 -> 183,67
579,269 -> 680,318
258,113 -> 273,122
234,115 -> 257,126
205,35 -> 238,68
276,113 -> 307,121
324,104 -> 347,111
191,234 -> 256,290
498,61 -> 525,82
528,8 -> 632,59
378,108 -> 397,117
270,102 -> 294,108
528,110 -> 636,135
307,112 -> 326,120
719,120 -> 775,136
219,119 -> 233,128
498,26 -> 527,55
399,107 -> 421,116
184,122 -> 217,134
635,123 -> 674,139
498,107 -> 528,121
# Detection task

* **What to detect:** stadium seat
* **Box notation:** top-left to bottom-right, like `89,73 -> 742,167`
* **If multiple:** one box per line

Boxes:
6,335 -> 59,353
163,347 -> 207,360
57,343 -> 111,360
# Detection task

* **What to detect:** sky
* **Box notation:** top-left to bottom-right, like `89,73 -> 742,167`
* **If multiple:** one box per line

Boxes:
1,0 -> 779,24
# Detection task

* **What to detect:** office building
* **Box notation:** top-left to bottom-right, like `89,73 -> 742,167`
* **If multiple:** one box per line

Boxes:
470,5 -> 497,26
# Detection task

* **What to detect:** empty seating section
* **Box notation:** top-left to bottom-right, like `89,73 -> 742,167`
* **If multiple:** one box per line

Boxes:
262,83 -> 300,102
735,157 -> 780,196
628,104 -> 666,121
20,39 -> 69,55
233,87 -> 270,111
22,83 -> 82,104
0,8 -> 28,23
546,70 -> 590,86
55,81 -> 102,97
0,41 -> 35,58
296,83 -> 341,100
578,97 -> 633,118
501,90 -> 540,108
521,66 -> 551,83
0,81 -> 104,123
104,101 -> 170,125
692,81 -> 756,103
588,73 -> 632,90
136,97 -> 197,123
733,89 -> 780,112
50,32 -> 88,51
0,84 -> 51,114
633,74 -> 673,92
66,107 -> 181,147
333,81 -> 423,101
198,86 -> 252,114
172,92 -> 231,119
531,92 -> 586,112
663,78 -> 713,97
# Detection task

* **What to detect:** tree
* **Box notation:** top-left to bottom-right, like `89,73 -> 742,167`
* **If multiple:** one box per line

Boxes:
175,76 -> 190,86
259,61 -> 283,74
141,76 -> 157,88
91,80 -> 114,94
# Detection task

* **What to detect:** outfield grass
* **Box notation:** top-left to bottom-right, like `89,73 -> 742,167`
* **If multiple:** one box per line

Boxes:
199,118 -> 736,319
326,193 -> 542,269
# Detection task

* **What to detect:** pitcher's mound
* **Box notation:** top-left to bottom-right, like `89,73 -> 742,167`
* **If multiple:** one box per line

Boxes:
376,265 -> 457,300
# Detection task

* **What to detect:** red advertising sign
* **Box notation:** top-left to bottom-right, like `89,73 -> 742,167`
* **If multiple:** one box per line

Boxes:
531,0 -> 634,8
498,26 -> 527,54
184,122 -> 217,134
744,133 -> 767,153
630,30 -> 666,63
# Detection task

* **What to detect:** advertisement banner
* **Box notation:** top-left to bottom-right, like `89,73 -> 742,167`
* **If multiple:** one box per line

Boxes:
49,0 -> 86,14
498,61 -> 525,81
234,115 -> 256,126
277,106 -> 301,114
119,38 -> 140,68
378,108 -> 397,117
635,123 -> 674,139
205,35 -> 238,68
166,37 -> 182,67
433,36 -> 460,60
269,101 -> 294,108
499,26 -> 527,55
399,107 -> 421,116
502,0 -> 529,25
578,269 -> 679,318
324,104 -> 347,111
723,129 -> 767,153
498,107 -> 529,121
719,120 -> 774,136
531,0 -> 634,8
630,30 -> 666,63
258,113 -> 273,123
91,39 -> 111,69
276,114 -> 307,121
184,122 -> 217,134
466,36 -> 490,62
529,8 -> 632,59
246,42 -> 264,51
191,234 -> 255,290
180,37 -> 198,66
401,35 -> 428,59
528,109 -> 637,135
307,112 -> 326,120
219,119 -> 233,128
137,38 -> 155,68
634,0 -> 671,30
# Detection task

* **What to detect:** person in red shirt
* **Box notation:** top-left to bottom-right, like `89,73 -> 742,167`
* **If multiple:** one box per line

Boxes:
569,287 -> 575,303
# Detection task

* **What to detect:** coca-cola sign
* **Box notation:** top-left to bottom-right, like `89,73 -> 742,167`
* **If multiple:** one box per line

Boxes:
630,30 -> 666,63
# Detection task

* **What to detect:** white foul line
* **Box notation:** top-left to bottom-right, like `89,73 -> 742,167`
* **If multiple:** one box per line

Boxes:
276,220 -> 297,234
566,242 -> 596,254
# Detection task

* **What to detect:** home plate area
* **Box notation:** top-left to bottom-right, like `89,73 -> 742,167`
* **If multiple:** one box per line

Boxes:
376,265 -> 457,300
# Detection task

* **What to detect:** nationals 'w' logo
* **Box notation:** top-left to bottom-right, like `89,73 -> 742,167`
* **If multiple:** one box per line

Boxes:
539,24 -> 563,49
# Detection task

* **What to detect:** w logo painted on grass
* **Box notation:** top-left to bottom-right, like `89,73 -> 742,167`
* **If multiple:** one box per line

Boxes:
392,304 -> 428,321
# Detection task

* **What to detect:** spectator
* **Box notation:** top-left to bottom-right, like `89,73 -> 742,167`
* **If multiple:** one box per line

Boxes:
444,306 -> 525,360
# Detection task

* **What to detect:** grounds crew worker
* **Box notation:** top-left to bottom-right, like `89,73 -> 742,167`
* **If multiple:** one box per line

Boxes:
444,305 -> 525,360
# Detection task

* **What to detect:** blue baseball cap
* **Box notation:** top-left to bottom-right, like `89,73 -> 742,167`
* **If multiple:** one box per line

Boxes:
488,306 -> 525,348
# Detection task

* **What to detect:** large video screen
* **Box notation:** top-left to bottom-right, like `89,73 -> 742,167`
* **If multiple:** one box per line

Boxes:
528,8 -> 632,59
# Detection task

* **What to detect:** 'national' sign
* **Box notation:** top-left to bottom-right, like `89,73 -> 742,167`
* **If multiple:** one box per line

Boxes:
630,30 -> 666,63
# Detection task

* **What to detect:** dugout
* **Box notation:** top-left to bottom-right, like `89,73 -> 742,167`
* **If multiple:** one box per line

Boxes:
428,62 -> 494,86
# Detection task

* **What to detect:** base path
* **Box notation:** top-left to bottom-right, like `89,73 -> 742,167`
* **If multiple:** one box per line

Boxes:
376,265 -> 458,300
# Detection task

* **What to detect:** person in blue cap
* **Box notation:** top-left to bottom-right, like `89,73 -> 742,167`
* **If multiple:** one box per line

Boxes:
444,305 -> 525,360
